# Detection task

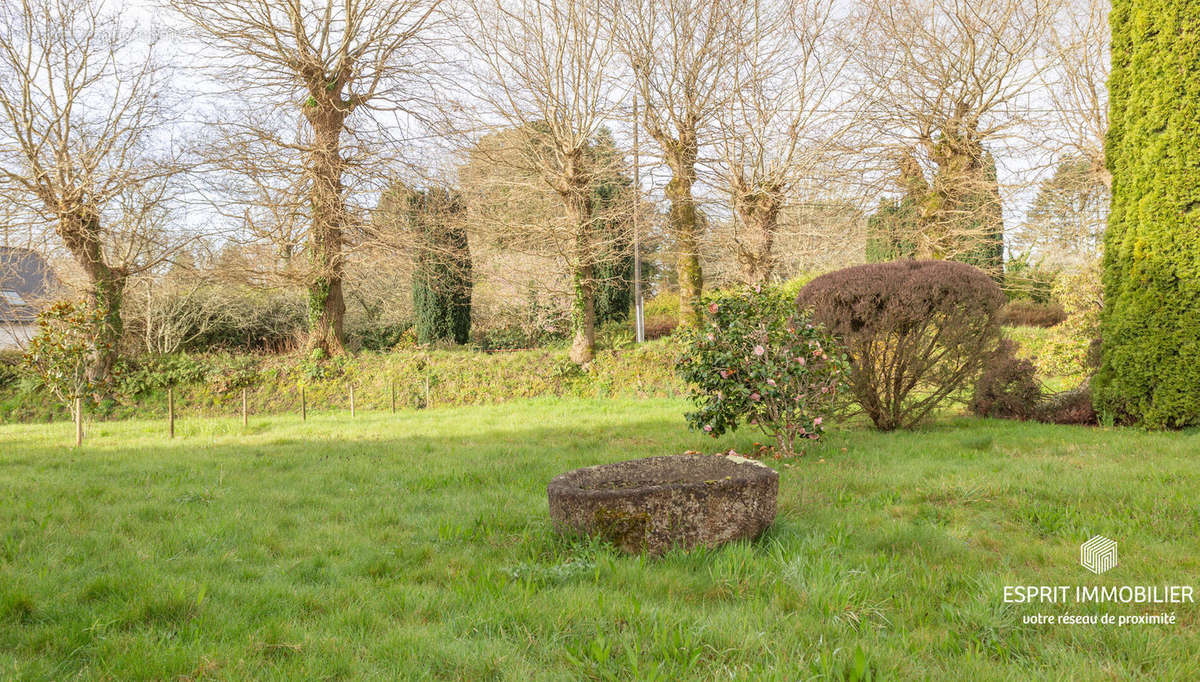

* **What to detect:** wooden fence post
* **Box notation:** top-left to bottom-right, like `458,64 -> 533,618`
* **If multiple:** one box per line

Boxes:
168,388 -> 175,439
350,385 -> 356,418
74,396 -> 83,447
301,387 -> 307,421
242,387 -> 248,426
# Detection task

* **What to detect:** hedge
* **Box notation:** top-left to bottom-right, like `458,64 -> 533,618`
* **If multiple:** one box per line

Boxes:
1094,0 -> 1200,427
0,341 -> 685,424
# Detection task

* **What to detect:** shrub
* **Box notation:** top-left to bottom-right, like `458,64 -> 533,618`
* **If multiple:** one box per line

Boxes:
1095,0 -> 1200,427
971,340 -> 1042,420
1035,380 -> 1097,426
348,321 -> 413,351
796,260 -> 1005,430
1003,258 -> 1056,303
124,286 -> 306,354
22,300 -> 120,428
473,293 -> 569,350
117,353 -> 208,397
0,350 -> 21,389
205,354 -> 262,393
1035,263 -> 1102,380
998,300 -> 1066,328
677,287 -> 847,456
642,316 -> 677,340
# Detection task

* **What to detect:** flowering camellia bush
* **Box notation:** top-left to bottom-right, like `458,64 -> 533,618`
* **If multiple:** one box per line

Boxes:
677,287 -> 848,457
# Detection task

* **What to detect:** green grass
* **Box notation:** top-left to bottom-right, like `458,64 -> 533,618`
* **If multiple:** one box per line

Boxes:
2,398 -> 1199,680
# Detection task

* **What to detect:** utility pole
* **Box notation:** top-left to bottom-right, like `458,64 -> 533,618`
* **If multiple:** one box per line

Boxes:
633,94 -> 645,343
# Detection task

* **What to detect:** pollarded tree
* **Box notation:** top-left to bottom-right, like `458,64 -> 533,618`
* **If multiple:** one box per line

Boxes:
459,0 -> 625,364
712,0 -> 857,286
612,0 -> 753,326
457,126 -> 636,333
170,0 -> 445,355
855,0 -> 1057,279
1094,0 -> 1200,427
0,0 -> 183,384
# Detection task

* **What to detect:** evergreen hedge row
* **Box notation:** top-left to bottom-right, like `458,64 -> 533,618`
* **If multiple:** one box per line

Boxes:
1094,0 -> 1200,427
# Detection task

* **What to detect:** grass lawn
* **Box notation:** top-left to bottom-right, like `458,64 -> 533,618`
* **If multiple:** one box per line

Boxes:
2,398 -> 1199,680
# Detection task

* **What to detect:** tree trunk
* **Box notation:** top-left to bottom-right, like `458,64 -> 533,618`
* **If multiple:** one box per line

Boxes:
57,209 -> 125,386
566,190 -> 596,365
569,261 -> 596,364
734,197 -> 781,287
304,103 -> 349,355
665,153 -> 702,327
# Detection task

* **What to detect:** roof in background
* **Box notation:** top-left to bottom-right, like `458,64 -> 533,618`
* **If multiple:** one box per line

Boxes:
0,247 -> 59,323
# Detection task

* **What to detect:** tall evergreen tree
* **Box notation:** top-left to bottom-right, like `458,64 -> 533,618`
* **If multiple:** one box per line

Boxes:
865,198 -> 919,262
589,131 -> 634,324
1010,157 -> 1109,265
954,150 -> 1005,279
1094,0 -> 1200,427
397,187 -> 472,345
868,140 -> 1003,279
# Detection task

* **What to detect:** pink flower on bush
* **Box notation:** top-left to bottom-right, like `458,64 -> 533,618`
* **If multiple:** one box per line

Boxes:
719,369 -> 731,379
703,424 -> 713,432
707,333 -> 715,342
750,392 -> 761,401
766,378 -> 776,387
814,416 -> 823,426
753,345 -> 765,356
796,356 -> 806,366
708,302 -> 719,314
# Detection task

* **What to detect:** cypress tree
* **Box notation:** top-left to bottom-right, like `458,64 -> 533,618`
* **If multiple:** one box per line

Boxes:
1094,0 -> 1200,426
865,198 -> 919,262
956,151 -> 1005,280
405,188 -> 472,345
588,131 -> 635,325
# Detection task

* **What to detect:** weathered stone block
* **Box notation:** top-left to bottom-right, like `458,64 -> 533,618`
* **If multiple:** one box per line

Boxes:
547,454 -> 778,555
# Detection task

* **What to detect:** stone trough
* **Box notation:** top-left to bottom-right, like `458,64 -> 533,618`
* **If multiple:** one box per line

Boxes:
547,454 -> 779,555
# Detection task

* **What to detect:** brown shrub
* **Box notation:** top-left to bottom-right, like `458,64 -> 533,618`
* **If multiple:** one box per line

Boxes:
971,340 -> 1042,420
1034,380 -> 1098,425
643,316 -> 678,340
796,260 -> 1006,430
999,300 -> 1067,328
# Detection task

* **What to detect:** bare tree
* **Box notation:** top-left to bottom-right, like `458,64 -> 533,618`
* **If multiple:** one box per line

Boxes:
1005,0 -> 1110,268
856,0 -> 1060,276
170,0 -> 445,354
712,0 -> 857,285
0,0 -> 182,382
1043,0 -> 1109,191
458,0 -> 625,364
612,0 -> 750,326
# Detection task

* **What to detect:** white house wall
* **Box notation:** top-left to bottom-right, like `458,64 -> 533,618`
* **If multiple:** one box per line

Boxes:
0,323 -> 35,350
